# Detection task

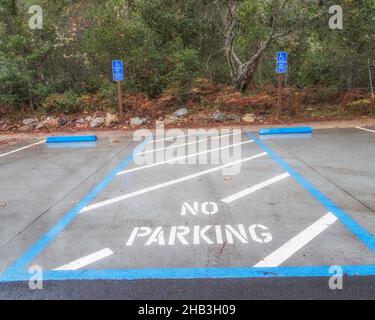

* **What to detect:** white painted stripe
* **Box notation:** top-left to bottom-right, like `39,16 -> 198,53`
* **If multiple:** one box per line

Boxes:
356,126 -> 375,134
254,212 -> 338,268
117,140 -> 254,175
138,132 -> 241,155
221,173 -> 290,204
53,248 -> 114,271
80,152 -> 267,213
0,140 -> 45,159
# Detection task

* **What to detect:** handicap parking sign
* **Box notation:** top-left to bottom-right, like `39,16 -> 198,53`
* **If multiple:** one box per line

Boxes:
276,52 -> 288,74
277,52 -> 288,63
276,62 -> 287,74
112,60 -> 124,81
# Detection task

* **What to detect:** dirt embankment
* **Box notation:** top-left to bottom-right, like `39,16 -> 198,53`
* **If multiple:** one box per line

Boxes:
1,80 -> 374,134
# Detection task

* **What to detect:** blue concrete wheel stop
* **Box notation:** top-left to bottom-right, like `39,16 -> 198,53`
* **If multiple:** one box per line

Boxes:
46,136 -> 97,143
259,127 -> 313,135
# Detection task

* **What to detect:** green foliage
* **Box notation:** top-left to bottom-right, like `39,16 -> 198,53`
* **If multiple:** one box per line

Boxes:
41,91 -> 79,114
167,46 -> 200,94
80,0 -> 201,98
98,80 -> 116,104
0,0 -> 374,112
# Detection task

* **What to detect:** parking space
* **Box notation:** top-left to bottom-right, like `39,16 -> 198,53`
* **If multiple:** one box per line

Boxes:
0,139 -> 45,159
0,134 -> 138,270
1,127 -> 375,281
267,128 -> 375,211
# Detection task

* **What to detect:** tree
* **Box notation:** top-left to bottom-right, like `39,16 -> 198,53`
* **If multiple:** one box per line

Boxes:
220,0 -> 323,92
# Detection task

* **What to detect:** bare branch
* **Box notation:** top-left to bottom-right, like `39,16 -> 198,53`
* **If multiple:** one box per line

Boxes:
206,47 -> 225,80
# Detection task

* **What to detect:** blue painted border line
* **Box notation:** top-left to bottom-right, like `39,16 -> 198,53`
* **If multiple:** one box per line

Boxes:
2,265 -> 375,282
245,131 -> 375,252
1,137 -> 151,279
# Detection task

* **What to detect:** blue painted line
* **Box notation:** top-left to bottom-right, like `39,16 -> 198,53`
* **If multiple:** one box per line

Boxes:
46,136 -> 97,143
245,131 -> 375,252
2,265 -> 375,282
2,137 -> 151,279
259,127 -> 312,135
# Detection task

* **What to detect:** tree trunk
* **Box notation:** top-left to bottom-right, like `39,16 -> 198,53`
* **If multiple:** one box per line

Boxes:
28,87 -> 34,111
234,42 -> 269,92
235,61 -> 259,92
221,0 -> 301,93
222,0 -> 277,93
235,57 -> 262,92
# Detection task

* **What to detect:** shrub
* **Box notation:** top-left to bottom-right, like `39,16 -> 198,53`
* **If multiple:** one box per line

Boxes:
98,80 -> 116,104
166,47 -> 200,102
41,91 -> 80,114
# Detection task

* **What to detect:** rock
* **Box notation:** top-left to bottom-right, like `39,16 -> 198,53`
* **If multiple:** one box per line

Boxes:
21,118 -> 37,130
348,99 -> 371,106
130,117 -> 146,126
1,122 -> 16,131
44,117 -> 59,129
0,122 -> 8,130
164,115 -> 180,125
212,112 -> 226,122
22,118 -> 37,126
35,122 -> 45,130
76,118 -> 85,124
85,116 -> 93,122
174,108 -> 188,118
36,117 -> 59,130
90,117 -> 105,128
105,113 -> 119,127
57,118 -> 68,126
228,114 -> 241,123
242,113 -> 256,123
19,125 -> 32,132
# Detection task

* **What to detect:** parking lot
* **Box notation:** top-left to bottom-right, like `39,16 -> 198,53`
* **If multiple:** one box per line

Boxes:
0,126 -> 375,298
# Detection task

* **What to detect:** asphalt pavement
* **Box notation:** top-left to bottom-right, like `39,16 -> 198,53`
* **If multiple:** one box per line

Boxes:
0,127 -> 374,299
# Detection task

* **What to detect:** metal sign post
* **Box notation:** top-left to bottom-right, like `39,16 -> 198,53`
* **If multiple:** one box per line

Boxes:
277,74 -> 283,118
116,81 -> 123,118
276,52 -> 288,118
368,57 -> 374,99
112,60 -> 124,118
